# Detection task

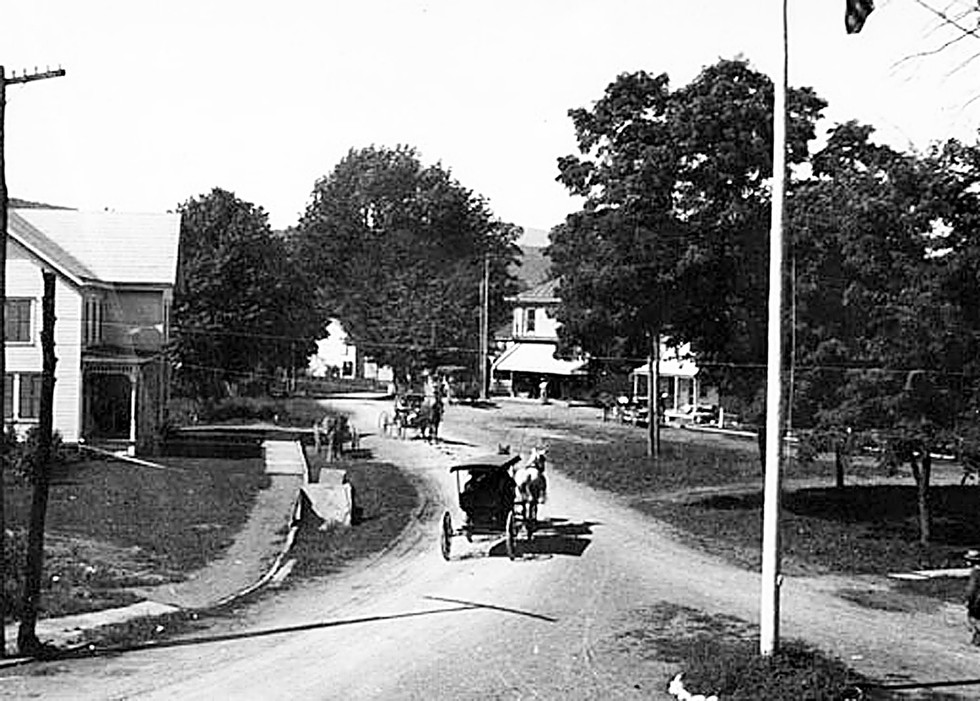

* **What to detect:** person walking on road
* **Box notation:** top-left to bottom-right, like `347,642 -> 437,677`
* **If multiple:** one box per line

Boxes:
965,549 -> 980,645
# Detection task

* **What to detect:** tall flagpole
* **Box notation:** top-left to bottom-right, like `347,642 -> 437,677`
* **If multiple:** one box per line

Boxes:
760,0 -> 788,657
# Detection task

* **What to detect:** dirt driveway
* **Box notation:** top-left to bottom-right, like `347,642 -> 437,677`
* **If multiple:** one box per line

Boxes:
3,397 -> 979,699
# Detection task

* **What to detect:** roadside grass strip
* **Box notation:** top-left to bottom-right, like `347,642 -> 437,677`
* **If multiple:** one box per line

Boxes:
617,603 -> 884,700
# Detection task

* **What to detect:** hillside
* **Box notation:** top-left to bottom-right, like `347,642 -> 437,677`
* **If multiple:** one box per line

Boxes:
9,197 -> 71,209
512,245 -> 551,289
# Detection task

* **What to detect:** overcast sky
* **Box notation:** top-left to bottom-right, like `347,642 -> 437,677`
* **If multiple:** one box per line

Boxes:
2,1 -> 978,246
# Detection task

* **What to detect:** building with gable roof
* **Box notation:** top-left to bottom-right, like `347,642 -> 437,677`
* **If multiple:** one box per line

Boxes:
7,208 -> 181,455
491,277 -> 720,413
490,278 -> 589,399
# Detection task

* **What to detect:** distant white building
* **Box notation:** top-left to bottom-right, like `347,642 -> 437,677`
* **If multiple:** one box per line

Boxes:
308,319 -> 392,382
629,342 -> 719,412
308,319 -> 358,379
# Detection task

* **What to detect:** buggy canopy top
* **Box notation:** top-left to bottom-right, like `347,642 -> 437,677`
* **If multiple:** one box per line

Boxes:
449,453 -> 521,473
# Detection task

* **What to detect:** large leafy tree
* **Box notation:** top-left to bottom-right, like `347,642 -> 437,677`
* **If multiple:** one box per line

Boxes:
173,188 -> 319,400
550,58 -> 826,414
789,123 -> 980,544
292,145 -> 520,383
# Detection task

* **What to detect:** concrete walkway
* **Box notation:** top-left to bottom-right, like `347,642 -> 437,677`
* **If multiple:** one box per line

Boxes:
2,440 -> 307,659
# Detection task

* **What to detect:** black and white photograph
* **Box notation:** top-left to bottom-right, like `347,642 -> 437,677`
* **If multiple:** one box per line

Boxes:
2,1 -> 980,698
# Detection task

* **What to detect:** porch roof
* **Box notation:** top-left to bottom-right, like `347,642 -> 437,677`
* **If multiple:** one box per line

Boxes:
492,342 -> 587,376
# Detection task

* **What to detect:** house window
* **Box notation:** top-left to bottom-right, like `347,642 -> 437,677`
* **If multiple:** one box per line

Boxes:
3,375 -> 11,419
342,361 -> 354,378
19,374 -> 42,419
6,299 -> 33,343
4,373 -> 41,420
84,296 -> 104,345
526,308 -> 536,334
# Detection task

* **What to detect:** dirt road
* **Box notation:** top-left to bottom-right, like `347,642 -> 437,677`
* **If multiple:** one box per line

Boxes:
2,398 -> 978,699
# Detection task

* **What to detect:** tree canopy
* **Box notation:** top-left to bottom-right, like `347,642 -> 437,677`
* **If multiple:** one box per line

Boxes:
787,124 -> 980,542
173,188 -> 319,399
550,58 -> 826,404
292,145 -> 521,383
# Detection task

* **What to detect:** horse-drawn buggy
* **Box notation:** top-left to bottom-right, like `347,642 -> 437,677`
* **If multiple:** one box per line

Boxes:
440,448 -> 547,561
378,392 -> 443,442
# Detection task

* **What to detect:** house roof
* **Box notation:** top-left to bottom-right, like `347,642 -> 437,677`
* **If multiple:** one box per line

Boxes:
630,344 -> 700,378
506,278 -> 560,304
10,208 -> 181,286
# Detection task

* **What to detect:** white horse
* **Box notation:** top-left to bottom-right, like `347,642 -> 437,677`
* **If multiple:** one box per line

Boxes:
511,446 -> 548,509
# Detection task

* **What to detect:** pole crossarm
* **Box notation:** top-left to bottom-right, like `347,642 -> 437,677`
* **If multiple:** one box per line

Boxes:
6,68 -> 66,86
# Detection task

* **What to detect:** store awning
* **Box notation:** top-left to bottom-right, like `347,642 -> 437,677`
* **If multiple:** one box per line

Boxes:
492,343 -> 588,376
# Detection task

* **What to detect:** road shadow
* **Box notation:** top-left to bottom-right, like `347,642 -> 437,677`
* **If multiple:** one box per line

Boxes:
486,518 -> 597,559
398,435 -> 475,448
343,447 -> 374,460
42,597 -> 555,663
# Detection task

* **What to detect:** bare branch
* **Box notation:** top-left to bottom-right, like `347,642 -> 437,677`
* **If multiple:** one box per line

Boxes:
892,29 -> 971,69
947,47 -> 980,76
911,0 -> 980,41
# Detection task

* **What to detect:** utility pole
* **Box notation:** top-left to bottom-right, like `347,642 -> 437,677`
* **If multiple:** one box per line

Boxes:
478,253 -> 489,401
760,1 -> 787,657
18,271 -> 56,657
0,65 -> 66,656
647,331 -> 661,459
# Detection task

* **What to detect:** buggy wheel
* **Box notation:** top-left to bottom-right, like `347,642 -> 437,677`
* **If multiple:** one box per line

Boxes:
505,510 -> 518,560
440,511 -> 453,561
377,411 -> 391,437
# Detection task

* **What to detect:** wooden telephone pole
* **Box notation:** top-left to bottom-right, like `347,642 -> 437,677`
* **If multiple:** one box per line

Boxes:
0,65 -> 65,656
478,253 -> 489,401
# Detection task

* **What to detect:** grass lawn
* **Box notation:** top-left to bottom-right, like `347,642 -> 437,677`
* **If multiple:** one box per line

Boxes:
530,418 -> 980,618
3,453 -> 268,620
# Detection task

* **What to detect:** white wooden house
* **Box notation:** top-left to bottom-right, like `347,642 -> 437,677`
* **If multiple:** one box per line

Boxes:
308,319 -> 359,379
7,208 -> 180,455
629,342 -> 720,414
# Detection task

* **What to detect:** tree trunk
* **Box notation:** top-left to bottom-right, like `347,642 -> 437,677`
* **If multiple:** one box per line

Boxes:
17,272 -> 57,656
909,450 -> 932,546
834,442 -> 846,490
757,426 -> 766,474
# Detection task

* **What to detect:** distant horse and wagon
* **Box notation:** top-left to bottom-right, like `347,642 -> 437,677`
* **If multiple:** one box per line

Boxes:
313,414 -> 360,461
378,392 -> 444,442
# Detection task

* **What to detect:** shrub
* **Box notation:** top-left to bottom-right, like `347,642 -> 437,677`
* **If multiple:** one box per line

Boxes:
8,428 -> 78,485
